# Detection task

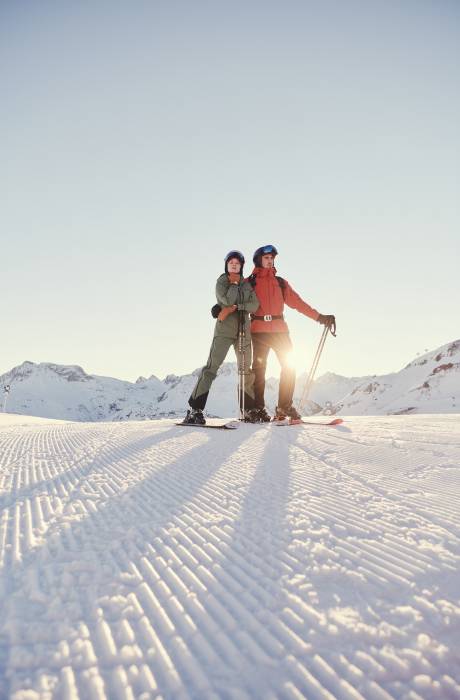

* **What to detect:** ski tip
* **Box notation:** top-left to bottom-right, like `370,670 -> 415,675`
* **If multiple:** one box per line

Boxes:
275,417 -> 345,427
175,421 -> 239,429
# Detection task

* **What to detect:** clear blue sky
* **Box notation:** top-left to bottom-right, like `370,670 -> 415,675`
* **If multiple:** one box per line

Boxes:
2,0 -> 459,382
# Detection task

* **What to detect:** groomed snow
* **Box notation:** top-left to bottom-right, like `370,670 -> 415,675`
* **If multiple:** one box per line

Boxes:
0,413 -> 459,699
0,414 -> 69,427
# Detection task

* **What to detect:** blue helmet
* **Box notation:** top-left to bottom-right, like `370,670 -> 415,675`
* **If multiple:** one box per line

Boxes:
253,244 -> 278,266
224,249 -> 245,273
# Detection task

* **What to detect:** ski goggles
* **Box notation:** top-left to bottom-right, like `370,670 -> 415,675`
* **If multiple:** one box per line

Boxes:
261,244 -> 278,255
224,250 -> 245,264
253,244 -> 278,263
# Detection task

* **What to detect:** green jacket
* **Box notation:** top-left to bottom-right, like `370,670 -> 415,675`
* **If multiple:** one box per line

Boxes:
214,273 -> 259,338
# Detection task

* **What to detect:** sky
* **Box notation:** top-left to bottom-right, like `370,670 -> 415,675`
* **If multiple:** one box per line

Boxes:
1,0 -> 459,383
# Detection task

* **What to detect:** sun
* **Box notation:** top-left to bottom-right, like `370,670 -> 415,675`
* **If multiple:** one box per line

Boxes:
266,350 -> 307,379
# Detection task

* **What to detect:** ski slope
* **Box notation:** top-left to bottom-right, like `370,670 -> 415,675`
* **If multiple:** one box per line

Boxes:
0,413 -> 459,699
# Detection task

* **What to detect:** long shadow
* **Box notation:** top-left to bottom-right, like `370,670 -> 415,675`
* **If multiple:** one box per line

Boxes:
187,424 -> 294,696
0,424 -> 246,697
229,425 -> 292,587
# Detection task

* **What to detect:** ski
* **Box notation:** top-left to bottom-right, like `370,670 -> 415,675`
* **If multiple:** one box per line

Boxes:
274,418 -> 344,427
176,420 -> 239,430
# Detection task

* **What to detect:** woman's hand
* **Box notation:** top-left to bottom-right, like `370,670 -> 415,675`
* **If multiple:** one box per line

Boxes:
218,305 -> 237,321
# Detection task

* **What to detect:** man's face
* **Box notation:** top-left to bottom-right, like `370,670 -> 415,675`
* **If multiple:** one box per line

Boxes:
261,254 -> 275,269
227,258 -> 242,274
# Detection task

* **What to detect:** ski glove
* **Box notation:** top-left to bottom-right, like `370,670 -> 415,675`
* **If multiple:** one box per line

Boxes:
227,272 -> 240,284
317,314 -> 336,335
218,304 -> 237,321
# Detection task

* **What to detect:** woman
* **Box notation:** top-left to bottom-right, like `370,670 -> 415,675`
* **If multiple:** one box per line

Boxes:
184,250 -> 260,424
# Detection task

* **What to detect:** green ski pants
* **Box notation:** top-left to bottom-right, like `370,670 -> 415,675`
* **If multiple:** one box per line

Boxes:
189,333 -> 255,411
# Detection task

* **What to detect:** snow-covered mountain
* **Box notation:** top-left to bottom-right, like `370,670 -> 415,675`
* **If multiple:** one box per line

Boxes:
0,361 -> 166,422
1,339 -> 459,420
305,371 -> 371,407
335,339 -> 460,415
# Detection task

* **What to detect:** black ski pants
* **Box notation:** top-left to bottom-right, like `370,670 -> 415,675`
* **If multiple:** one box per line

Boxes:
252,332 -> 295,410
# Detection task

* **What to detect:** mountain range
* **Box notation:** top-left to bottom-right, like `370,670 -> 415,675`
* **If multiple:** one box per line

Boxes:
1,339 -> 458,421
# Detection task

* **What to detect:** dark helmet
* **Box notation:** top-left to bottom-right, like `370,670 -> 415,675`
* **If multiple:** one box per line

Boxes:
253,244 -> 278,267
224,249 -> 245,273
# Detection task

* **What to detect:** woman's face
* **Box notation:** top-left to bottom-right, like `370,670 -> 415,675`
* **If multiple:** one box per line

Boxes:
227,258 -> 242,274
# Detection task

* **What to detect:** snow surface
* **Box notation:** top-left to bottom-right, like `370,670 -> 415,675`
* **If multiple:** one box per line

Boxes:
0,414 -> 69,427
0,412 -> 459,699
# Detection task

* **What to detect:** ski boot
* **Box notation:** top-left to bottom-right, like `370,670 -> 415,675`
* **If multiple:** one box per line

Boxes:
285,405 -> 302,421
256,407 -> 271,422
273,405 -> 302,424
273,406 -> 288,423
243,408 -> 260,423
183,408 -> 206,425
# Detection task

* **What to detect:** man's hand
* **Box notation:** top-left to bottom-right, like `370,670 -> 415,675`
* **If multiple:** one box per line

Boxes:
317,314 -> 336,335
228,273 -> 240,284
218,304 -> 237,321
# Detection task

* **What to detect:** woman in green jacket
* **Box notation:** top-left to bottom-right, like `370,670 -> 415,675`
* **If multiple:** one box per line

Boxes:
184,250 -> 260,425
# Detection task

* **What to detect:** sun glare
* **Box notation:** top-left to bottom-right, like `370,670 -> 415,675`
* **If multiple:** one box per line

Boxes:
284,350 -> 295,368
266,350 -> 307,379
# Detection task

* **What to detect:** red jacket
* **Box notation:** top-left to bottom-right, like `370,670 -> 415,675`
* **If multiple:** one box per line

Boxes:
248,266 -> 319,334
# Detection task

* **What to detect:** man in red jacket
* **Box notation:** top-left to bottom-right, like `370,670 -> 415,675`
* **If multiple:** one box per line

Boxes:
249,244 -> 335,422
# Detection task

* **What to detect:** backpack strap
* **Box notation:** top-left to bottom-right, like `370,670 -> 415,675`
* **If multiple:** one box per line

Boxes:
275,276 -> 286,293
248,273 -> 285,297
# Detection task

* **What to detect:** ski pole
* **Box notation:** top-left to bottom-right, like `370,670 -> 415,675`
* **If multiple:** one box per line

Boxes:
237,310 -> 246,420
237,321 -> 241,419
297,326 -> 330,415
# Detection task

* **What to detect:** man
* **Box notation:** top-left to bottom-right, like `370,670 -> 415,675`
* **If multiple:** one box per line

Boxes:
249,244 -> 335,422
184,250 -> 260,425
